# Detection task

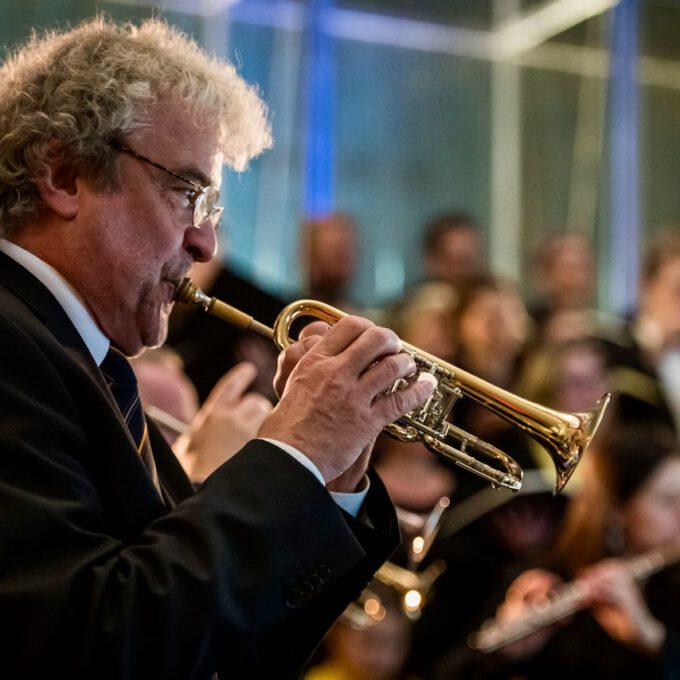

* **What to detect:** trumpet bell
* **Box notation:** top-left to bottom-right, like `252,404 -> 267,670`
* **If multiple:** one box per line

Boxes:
534,392 -> 612,493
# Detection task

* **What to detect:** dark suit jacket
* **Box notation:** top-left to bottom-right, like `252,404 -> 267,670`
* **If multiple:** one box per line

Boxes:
0,252 -> 399,680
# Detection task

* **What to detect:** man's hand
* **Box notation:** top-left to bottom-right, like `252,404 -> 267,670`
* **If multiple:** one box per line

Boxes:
259,315 -> 434,485
174,362 -> 272,483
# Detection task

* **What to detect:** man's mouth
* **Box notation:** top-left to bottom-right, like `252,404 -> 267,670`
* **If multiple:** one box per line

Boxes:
162,278 -> 182,302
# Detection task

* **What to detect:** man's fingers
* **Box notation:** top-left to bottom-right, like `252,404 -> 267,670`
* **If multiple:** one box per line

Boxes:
371,374 -> 435,424
310,315 -> 376,357
298,320 -> 330,341
359,351 -> 416,395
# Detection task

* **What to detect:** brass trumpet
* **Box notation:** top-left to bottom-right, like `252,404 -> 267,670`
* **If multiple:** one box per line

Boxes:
174,278 -> 611,493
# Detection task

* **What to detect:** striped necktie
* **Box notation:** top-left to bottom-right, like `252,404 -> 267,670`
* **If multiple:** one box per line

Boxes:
100,346 -> 160,492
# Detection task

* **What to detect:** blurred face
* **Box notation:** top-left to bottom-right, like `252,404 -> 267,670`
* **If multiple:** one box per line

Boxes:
543,237 -> 595,306
555,346 -> 608,412
459,288 -> 524,361
72,101 -> 222,354
308,223 -> 357,289
428,227 -> 482,287
623,457 -> 680,554
641,257 -> 680,344
402,307 -> 456,360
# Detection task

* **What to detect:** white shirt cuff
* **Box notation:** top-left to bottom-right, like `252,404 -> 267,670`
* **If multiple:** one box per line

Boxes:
259,438 -> 369,518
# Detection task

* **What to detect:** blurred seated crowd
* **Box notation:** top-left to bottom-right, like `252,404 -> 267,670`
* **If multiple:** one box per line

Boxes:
135,209 -> 680,679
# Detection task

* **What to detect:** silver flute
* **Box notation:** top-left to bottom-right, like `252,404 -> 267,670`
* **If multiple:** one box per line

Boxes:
468,539 -> 680,653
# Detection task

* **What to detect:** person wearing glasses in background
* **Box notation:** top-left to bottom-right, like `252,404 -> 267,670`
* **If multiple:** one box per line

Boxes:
0,18 -> 434,680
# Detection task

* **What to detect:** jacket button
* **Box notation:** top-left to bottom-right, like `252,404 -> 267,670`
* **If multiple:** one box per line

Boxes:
307,574 -> 323,592
298,581 -> 315,599
285,587 -> 304,608
316,565 -> 332,584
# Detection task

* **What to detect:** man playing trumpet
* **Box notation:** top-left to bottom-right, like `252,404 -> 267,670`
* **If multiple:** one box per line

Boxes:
0,17 -> 433,679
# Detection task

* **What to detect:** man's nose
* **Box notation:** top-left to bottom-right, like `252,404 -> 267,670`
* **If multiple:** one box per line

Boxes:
183,224 -> 217,263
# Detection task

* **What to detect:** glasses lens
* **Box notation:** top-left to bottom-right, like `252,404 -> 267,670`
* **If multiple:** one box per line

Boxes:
193,187 -> 222,229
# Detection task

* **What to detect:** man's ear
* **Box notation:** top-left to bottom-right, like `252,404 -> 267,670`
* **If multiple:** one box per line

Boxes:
34,156 -> 80,220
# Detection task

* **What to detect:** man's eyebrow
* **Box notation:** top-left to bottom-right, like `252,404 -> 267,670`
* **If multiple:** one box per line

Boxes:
175,165 -> 213,188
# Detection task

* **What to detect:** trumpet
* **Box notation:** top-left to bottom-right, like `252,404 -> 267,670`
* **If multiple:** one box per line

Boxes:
468,539 -> 680,653
174,278 -> 611,493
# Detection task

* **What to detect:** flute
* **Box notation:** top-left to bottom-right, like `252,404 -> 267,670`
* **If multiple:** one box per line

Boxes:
468,540 -> 680,653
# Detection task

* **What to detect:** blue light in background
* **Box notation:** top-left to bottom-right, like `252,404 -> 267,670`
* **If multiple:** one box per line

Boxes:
304,0 -> 335,216
609,0 -> 640,315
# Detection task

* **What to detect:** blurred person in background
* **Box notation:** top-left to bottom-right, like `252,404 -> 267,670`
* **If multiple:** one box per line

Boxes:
388,280 -> 459,373
420,212 -> 486,291
405,473 -> 568,679
515,336 -> 612,484
528,232 -> 601,346
300,211 -> 360,311
604,228 -> 680,433
434,426 -> 680,680
131,346 -> 200,444
132,349 -> 273,484
374,281 -> 459,513
446,274 -> 534,486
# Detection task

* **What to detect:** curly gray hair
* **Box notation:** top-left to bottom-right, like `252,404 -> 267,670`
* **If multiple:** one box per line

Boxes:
0,17 -> 272,235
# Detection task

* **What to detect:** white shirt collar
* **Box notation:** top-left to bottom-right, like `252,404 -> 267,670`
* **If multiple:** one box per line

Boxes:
0,239 -> 110,365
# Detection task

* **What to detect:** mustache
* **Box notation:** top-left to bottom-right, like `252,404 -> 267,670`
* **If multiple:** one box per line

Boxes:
161,262 -> 192,292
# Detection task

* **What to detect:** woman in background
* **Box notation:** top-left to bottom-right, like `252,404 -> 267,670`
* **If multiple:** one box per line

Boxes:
434,425 -> 680,679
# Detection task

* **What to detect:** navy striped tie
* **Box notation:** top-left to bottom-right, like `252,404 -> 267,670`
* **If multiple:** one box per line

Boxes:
101,346 -> 159,490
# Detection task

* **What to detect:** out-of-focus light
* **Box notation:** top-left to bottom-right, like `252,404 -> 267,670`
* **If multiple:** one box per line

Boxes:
403,589 -> 422,612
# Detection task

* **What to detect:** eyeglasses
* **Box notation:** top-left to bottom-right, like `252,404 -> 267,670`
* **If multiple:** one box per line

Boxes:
109,141 -> 224,230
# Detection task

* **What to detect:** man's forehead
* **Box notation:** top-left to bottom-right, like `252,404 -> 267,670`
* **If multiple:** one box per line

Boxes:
131,102 -> 224,187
